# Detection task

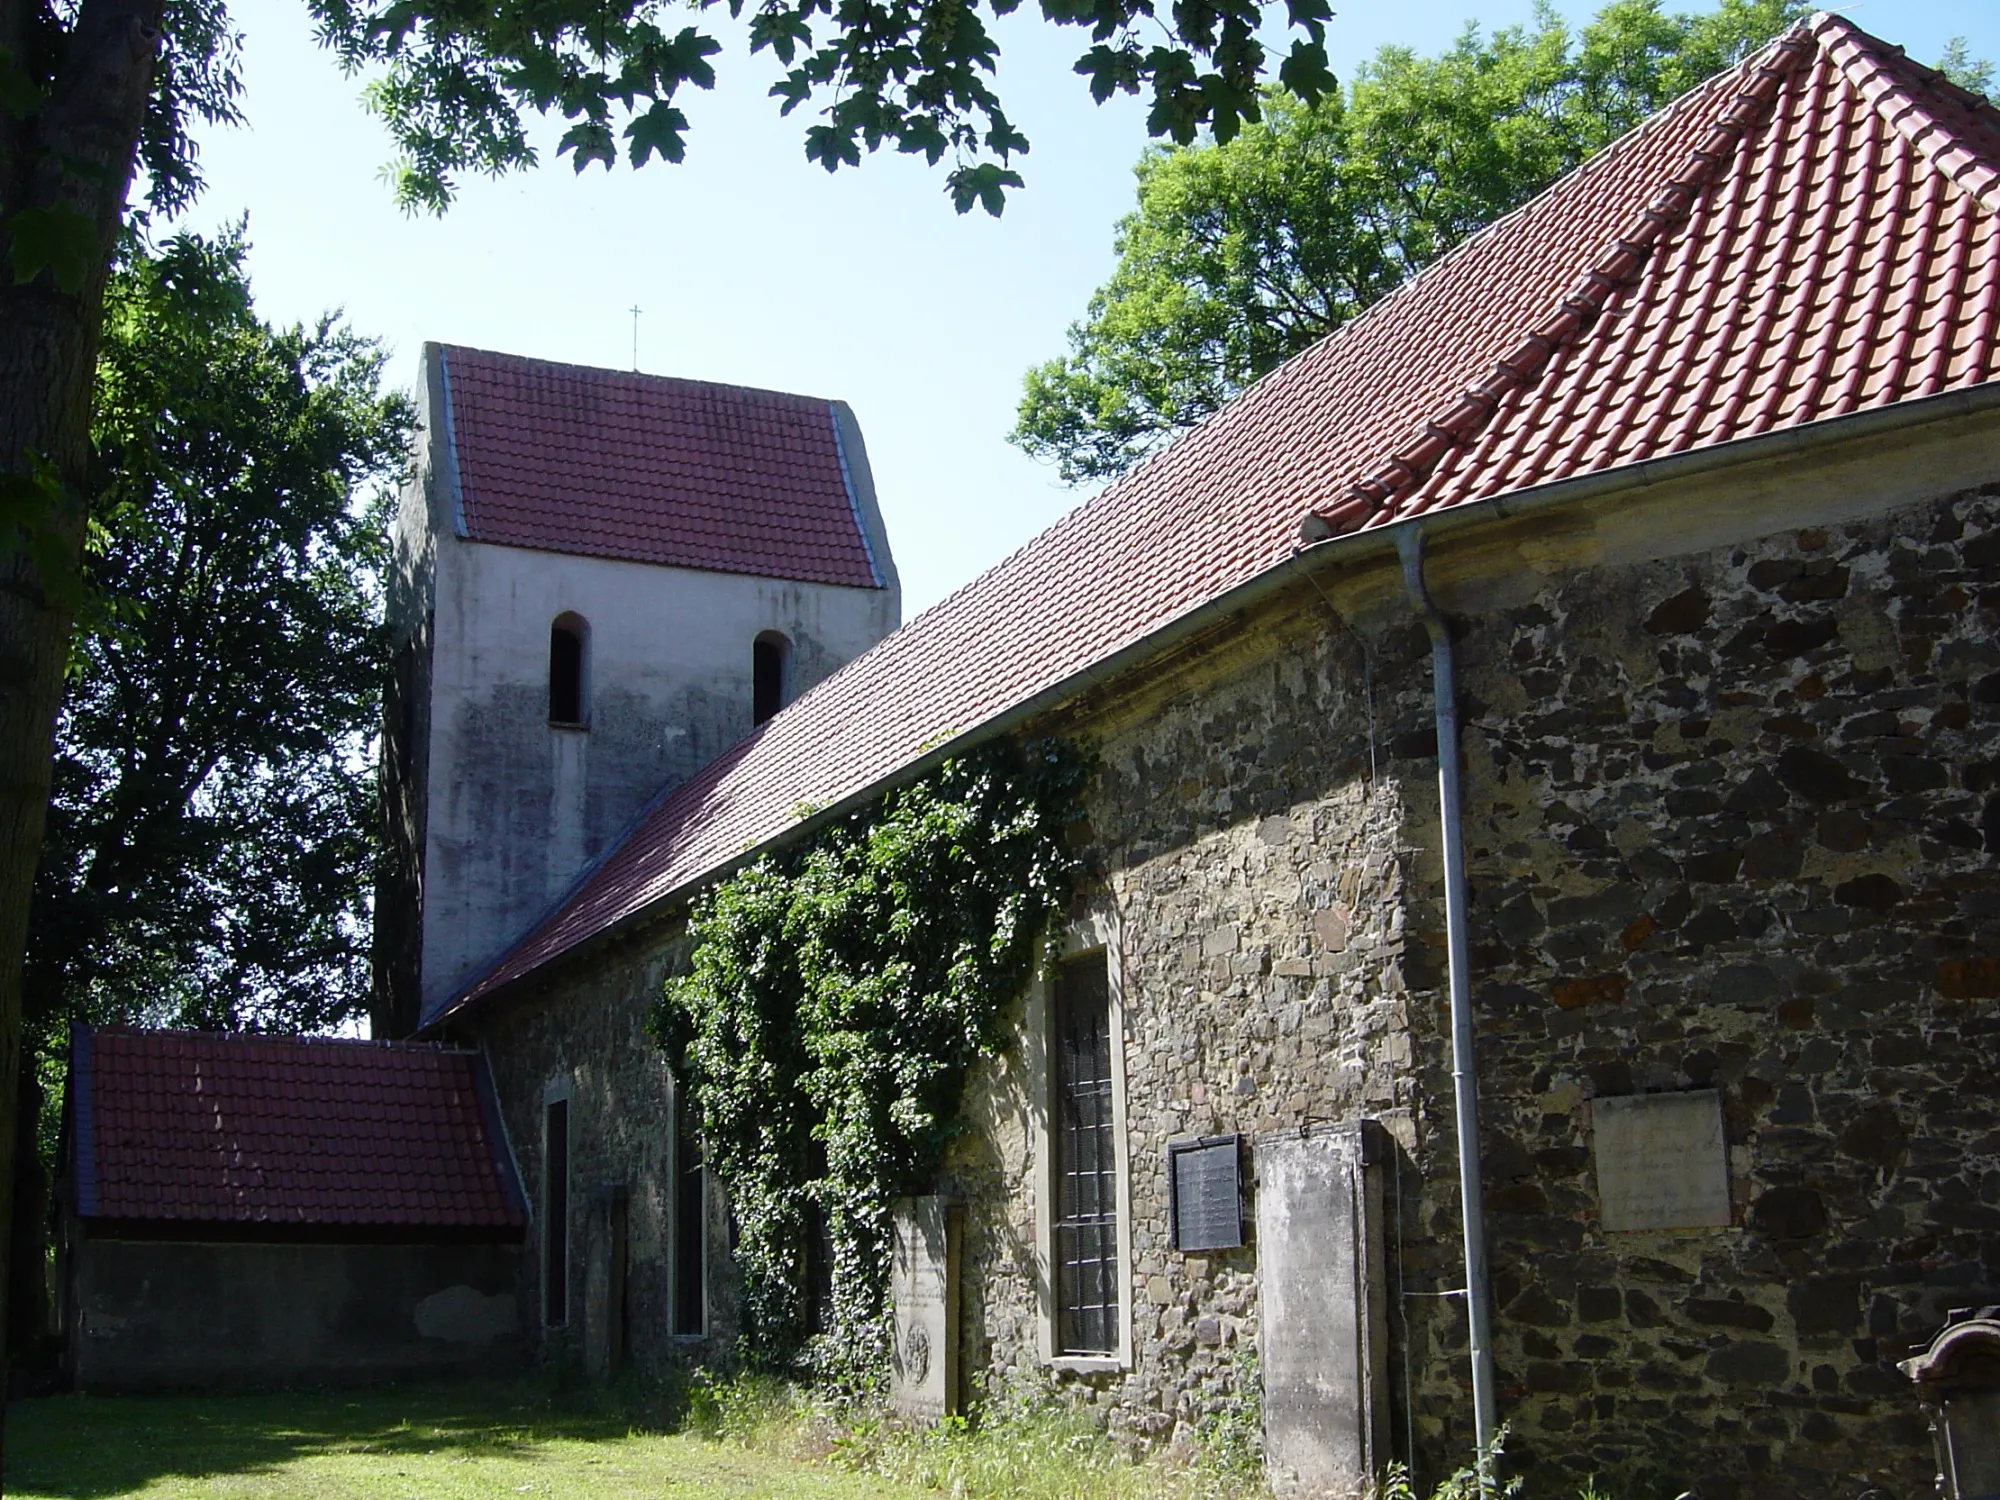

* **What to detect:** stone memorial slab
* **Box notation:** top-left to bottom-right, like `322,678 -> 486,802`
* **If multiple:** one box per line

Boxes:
1592,1089 -> 1730,1233
1256,1123 -> 1389,1499
890,1196 -> 961,1420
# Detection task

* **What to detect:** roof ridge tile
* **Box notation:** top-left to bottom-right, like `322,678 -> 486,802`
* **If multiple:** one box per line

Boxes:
1303,23 -> 1818,539
1809,12 -> 2000,219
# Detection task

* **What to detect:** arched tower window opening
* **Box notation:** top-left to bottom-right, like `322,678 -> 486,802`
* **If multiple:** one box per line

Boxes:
753,631 -> 789,727
549,613 -> 590,726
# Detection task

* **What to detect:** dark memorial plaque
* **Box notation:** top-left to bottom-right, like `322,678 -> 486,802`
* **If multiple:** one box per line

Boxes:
1169,1135 -> 1242,1252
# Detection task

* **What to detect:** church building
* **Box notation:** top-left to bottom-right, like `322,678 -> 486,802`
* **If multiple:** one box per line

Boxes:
404,18 -> 2000,1499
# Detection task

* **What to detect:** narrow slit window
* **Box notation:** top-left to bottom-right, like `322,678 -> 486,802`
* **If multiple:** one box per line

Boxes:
1053,952 -> 1119,1356
549,615 -> 588,725
671,1078 -> 706,1336
753,632 -> 788,726
544,1097 -> 570,1326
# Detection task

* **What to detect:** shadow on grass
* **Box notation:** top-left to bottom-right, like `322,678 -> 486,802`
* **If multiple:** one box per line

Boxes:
5,1376 -> 681,1498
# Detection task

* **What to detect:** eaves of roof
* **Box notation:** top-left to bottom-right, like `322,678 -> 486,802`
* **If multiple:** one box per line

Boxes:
428,376 -> 2000,1029
426,12 -> 2000,1027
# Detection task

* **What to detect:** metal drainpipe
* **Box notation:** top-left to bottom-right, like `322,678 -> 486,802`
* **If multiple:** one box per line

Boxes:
1393,523 -> 1499,1463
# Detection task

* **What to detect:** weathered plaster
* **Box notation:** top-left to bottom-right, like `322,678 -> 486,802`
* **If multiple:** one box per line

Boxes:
380,344 -> 901,1024
66,1237 -> 524,1391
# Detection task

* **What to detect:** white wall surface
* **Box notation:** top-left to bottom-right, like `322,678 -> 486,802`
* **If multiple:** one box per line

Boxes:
393,348 -> 900,1016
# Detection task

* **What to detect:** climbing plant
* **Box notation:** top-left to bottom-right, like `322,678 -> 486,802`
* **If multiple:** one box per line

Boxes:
655,738 -> 1093,1383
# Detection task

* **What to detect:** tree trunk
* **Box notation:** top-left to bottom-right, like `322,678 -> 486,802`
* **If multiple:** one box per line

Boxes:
6,1063 -> 47,1375
0,0 -> 163,1434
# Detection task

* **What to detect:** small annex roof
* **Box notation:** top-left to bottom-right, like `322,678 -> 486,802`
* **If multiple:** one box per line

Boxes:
67,1026 -> 527,1234
439,345 -> 886,590
432,13 -> 2000,1025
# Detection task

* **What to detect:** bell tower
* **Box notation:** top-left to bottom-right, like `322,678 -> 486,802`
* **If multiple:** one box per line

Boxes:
375,344 -> 899,1036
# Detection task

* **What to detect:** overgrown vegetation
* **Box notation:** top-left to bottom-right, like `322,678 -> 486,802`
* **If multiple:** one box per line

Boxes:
4,1376 -> 1671,1499
655,738 -> 1094,1383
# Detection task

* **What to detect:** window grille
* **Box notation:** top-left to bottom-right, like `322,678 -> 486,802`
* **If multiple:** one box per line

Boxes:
1053,952 -> 1118,1355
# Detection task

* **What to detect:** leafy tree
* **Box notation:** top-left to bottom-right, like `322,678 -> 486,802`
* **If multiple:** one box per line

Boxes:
1012,0 -> 1806,483
0,0 -> 1336,1395
31,229 -> 406,1042
8,231 -> 407,1360
1938,38 -> 1996,103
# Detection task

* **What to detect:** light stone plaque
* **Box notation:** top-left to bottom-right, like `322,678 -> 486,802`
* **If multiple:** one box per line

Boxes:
1592,1089 -> 1731,1233
889,1196 -> 961,1420
1256,1123 -> 1389,1500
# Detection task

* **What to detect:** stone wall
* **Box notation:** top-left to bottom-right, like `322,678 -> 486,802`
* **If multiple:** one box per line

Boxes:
946,599 -> 1433,1459
456,924 -> 732,1376
1396,482 -> 2000,1500
949,474 -> 2000,1499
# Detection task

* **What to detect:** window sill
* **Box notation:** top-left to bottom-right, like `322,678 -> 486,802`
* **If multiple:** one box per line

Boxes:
1047,1355 -> 1125,1375
548,720 -> 589,733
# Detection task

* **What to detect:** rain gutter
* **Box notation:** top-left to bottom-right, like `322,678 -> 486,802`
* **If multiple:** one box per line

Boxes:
1395,524 -> 1499,1462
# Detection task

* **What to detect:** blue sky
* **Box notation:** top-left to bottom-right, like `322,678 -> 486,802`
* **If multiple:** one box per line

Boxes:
185,0 -> 2000,617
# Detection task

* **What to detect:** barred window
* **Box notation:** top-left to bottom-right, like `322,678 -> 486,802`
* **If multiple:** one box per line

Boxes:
1053,951 -> 1119,1356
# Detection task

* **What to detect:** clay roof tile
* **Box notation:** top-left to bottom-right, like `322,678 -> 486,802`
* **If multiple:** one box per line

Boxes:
435,15 -> 2000,1025
69,1028 -> 526,1232
440,348 -> 884,592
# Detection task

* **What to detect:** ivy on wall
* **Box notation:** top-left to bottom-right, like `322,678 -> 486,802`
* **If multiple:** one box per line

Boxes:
654,738 -> 1094,1382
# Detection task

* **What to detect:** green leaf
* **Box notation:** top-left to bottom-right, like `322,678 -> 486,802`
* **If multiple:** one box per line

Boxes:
625,102 -> 690,166
9,205 -> 98,293
557,120 -> 618,171
1278,39 -> 1335,103
947,161 -> 1022,216
664,26 -> 722,88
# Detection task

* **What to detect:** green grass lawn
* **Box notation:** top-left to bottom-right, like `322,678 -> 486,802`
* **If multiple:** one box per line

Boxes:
4,1381 -> 919,1500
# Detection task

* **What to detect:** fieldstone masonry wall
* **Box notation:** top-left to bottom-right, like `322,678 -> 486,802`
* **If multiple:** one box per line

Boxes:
949,478 -> 2000,1500
1410,482 -> 2000,1499
448,459 -> 2000,1500
947,608 -> 1435,1462
461,926 -> 731,1375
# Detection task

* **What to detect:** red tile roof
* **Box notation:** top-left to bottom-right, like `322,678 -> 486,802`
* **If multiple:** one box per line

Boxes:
70,1027 -> 526,1232
441,346 -> 885,590
433,14 -> 2000,1023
